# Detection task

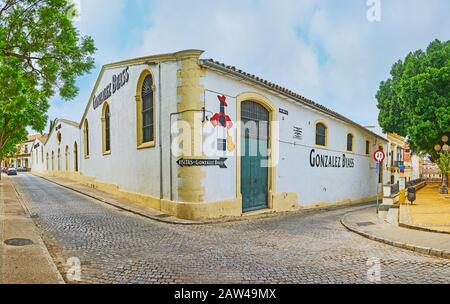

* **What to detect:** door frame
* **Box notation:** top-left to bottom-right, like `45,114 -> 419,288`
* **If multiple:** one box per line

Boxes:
236,92 -> 276,212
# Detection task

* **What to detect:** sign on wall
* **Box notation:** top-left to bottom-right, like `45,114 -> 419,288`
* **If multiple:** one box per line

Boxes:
309,149 -> 355,168
93,67 -> 130,110
177,158 -> 228,169
293,126 -> 303,140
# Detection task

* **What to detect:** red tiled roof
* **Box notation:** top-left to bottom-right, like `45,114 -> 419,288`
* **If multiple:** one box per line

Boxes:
200,59 -> 387,142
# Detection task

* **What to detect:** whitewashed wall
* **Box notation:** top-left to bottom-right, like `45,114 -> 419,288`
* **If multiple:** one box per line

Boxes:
41,121 -> 81,173
201,70 -> 387,206
30,139 -> 47,171
80,62 -> 178,198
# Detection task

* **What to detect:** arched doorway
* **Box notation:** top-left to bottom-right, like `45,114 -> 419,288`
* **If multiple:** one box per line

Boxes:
74,142 -> 78,172
51,151 -> 54,171
240,100 -> 270,212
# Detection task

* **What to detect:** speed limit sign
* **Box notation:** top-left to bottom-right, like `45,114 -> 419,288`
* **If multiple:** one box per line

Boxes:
373,150 -> 385,163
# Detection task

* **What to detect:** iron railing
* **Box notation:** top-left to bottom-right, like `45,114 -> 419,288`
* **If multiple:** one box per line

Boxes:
390,178 -> 424,195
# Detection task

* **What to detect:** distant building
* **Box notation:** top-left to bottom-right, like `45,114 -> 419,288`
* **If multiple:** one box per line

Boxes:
421,158 -> 442,180
3,134 -> 48,170
364,127 -> 421,185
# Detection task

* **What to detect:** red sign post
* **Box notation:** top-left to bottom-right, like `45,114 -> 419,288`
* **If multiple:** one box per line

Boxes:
373,150 -> 385,214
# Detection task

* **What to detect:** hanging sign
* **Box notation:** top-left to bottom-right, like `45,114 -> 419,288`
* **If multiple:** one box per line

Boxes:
177,158 -> 228,169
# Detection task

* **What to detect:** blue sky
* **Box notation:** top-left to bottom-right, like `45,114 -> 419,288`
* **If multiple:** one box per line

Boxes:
46,0 -> 450,131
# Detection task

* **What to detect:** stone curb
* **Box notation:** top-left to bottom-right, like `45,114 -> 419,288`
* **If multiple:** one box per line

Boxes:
32,173 -> 375,226
32,173 -> 307,226
6,178 -> 66,284
340,213 -> 450,260
32,173 -> 208,226
398,222 -> 450,235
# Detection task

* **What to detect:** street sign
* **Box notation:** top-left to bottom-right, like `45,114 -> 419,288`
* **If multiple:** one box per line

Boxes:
373,150 -> 385,163
373,150 -> 385,215
177,158 -> 228,169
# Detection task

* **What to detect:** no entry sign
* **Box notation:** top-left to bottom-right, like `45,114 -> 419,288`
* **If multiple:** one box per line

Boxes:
373,150 -> 385,163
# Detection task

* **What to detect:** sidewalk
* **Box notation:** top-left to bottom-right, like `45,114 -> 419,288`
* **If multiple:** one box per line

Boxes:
341,206 -> 450,259
0,175 -> 64,284
32,172 -> 204,225
400,183 -> 450,233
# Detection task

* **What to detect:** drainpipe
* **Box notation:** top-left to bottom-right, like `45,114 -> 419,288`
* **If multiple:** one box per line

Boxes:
158,63 -> 163,200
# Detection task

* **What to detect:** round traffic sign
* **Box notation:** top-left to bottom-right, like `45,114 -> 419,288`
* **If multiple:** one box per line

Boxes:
373,150 -> 385,163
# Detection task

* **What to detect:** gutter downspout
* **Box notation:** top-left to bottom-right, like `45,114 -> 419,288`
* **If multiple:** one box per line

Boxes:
158,63 -> 163,200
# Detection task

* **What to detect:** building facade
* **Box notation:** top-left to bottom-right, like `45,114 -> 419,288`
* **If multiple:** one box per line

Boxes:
2,135 -> 47,171
29,50 -> 388,220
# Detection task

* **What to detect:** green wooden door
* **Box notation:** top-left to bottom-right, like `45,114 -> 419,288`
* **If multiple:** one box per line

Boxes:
241,101 -> 269,212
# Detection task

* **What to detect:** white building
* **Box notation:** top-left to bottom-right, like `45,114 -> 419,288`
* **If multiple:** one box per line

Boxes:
4,135 -> 47,170
31,50 -> 388,220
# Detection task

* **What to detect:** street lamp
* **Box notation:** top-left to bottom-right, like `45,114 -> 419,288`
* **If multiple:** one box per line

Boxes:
434,135 -> 449,194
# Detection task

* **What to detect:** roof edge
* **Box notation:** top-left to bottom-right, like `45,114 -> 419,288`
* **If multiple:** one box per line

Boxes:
200,59 -> 388,143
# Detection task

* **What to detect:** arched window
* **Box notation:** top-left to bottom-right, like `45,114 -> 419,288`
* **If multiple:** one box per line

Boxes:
102,103 -> 111,154
347,133 -> 354,152
65,145 -> 69,171
315,123 -> 327,146
136,71 -> 155,148
74,142 -> 78,172
84,119 -> 89,158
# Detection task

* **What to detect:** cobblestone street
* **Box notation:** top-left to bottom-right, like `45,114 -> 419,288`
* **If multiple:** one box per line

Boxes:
10,174 -> 450,284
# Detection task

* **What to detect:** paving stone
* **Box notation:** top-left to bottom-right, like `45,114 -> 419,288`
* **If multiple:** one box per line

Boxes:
10,174 -> 450,284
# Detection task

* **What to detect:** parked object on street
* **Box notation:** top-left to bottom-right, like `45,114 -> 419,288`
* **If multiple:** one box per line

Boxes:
407,187 -> 416,205
7,168 -> 17,176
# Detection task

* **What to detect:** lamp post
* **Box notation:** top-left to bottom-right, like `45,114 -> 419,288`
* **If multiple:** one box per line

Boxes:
434,135 -> 449,194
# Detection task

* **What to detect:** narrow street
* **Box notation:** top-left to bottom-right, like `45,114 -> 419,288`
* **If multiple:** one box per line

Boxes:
9,174 -> 450,284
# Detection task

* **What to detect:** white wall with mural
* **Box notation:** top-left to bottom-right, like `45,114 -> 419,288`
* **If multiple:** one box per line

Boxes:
201,69 -> 387,206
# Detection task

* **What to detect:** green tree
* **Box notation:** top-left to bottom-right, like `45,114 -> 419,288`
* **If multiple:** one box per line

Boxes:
0,0 -> 95,161
376,39 -> 450,156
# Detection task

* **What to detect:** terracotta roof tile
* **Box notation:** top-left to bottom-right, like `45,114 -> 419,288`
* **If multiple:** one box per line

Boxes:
200,58 -> 386,142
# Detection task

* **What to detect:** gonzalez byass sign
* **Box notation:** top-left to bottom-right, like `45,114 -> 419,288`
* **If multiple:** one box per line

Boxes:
93,67 -> 130,110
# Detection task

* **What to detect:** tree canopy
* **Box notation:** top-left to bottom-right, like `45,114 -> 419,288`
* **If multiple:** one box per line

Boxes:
376,39 -> 450,156
0,0 -> 95,158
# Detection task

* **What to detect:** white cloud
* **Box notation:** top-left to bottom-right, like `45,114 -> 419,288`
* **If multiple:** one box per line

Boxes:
43,0 -> 450,133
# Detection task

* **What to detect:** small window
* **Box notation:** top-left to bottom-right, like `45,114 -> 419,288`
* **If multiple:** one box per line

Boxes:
347,133 -> 354,152
102,103 -> 111,154
315,123 -> 327,146
366,140 -> 370,155
142,75 -> 154,143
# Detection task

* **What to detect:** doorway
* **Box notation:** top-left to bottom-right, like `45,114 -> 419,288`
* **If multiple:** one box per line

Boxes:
240,100 -> 269,212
